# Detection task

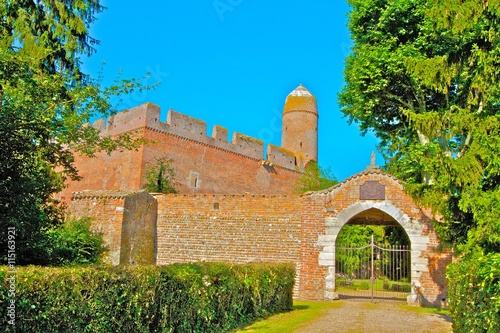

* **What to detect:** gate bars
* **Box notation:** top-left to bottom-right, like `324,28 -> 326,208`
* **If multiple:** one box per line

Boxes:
335,235 -> 411,301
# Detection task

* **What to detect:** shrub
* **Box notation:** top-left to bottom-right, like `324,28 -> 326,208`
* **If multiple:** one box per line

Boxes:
389,282 -> 411,293
447,252 -> 500,333
0,262 -> 295,332
46,216 -> 107,266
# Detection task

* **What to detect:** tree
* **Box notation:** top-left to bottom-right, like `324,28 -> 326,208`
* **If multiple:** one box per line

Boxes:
293,161 -> 338,194
144,157 -> 178,194
339,0 -> 500,254
0,1 -> 153,265
1,0 -> 103,76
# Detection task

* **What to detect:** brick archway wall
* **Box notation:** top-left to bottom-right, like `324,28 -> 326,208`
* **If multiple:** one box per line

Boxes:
299,169 -> 453,306
319,201 -> 427,302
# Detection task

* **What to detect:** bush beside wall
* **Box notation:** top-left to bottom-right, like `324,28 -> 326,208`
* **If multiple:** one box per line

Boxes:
447,253 -> 500,333
0,263 -> 295,333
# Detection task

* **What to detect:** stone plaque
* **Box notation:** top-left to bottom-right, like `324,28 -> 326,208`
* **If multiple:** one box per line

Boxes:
359,180 -> 385,200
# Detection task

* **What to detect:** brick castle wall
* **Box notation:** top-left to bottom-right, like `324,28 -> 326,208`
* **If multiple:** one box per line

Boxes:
60,103 -> 305,201
69,191 -> 129,265
299,193 -> 329,300
155,193 -> 303,296
67,167 -> 452,304
69,190 -> 157,266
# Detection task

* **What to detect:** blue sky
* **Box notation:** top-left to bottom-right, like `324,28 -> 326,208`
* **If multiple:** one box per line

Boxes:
82,1 -> 382,182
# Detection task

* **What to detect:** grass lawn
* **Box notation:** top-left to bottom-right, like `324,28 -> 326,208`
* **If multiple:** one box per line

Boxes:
233,300 -> 342,333
336,278 -> 411,293
398,304 -> 451,317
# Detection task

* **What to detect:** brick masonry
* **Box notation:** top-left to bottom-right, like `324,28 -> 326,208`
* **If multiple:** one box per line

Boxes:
60,98 -> 315,201
69,168 -> 452,306
155,193 -> 303,296
70,190 -> 157,266
307,168 -> 453,306
60,85 -> 321,201
64,86 -> 451,305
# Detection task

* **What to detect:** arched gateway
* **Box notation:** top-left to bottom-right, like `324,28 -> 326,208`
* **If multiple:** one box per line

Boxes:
299,165 -> 453,306
69,164 -> 453,307
65,89 -> 452,307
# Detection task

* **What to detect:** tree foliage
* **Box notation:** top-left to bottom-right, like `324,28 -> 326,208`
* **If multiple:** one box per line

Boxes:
340,0 -> 500,254
336,224 -> 410,247
144,157 -> 178,194
293,161 -> 338,194
0,0 -> 103,75
336,225 -> 385,246
0,1 -> 153,265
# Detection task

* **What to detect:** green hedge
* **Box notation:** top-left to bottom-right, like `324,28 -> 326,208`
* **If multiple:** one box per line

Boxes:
447,253 -> 500,333
0,262 -> 295,332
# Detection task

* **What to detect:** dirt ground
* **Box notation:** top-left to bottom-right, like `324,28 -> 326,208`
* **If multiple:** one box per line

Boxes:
295,299 -> 453,333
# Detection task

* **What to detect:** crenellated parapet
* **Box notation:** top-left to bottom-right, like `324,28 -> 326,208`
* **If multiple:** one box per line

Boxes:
267,144 -> 306,170
90,102 -> 304,171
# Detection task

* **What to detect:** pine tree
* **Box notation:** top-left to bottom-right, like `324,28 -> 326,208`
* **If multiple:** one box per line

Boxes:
340,0 -> 500,254
0,1 -> 153,264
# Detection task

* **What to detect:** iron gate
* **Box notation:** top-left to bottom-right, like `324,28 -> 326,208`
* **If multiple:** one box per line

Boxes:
335,235 -> 411,301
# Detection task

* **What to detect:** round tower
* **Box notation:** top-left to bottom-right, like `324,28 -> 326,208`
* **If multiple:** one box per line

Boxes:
281,84 -> 318,164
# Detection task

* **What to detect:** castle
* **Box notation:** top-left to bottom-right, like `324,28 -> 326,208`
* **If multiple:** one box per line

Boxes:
66,85 -> 453,306
61,84 -> 318,199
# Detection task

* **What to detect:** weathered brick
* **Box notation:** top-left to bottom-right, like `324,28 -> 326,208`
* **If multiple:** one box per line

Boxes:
65,95 -> 452,306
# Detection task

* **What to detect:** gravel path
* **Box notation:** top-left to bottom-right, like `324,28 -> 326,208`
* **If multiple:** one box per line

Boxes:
295,300 -> 453,333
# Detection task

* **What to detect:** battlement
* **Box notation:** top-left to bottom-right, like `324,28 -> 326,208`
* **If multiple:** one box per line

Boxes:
91,102 -> 304,171
268,144 -> 305,170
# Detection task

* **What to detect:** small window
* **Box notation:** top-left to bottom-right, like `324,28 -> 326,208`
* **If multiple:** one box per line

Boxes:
189,171 -> 200,188
213,203 -> 219,210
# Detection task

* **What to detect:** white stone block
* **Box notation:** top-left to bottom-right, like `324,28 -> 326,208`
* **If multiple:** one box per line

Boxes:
319,252 -> 334,260
325,291 -> 340,300
322,246 -> 334,253
412,263 -> 428,272
325,217 -> 338,226
317,235 -> 335,245
319,259 -> 335,266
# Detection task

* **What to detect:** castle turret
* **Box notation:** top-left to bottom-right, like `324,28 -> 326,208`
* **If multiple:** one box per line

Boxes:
281,84 -> 318,164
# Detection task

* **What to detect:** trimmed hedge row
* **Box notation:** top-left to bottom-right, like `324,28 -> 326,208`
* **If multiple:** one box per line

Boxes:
0,262 -> 295,332
447,252 -> 500,333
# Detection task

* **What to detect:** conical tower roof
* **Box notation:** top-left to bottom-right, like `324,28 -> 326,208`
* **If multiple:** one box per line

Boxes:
283,84 -> 317,115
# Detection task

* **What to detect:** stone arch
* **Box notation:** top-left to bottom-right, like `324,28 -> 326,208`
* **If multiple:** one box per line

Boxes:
332,201 -> 425,247
318,201 -> 428,303
319,201 -> 429,299
298,170 -> 453,306
300,169 -> 453,306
